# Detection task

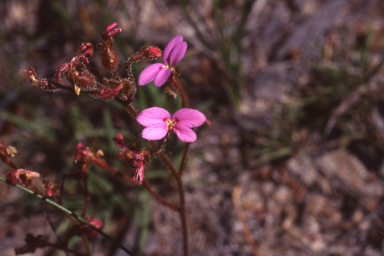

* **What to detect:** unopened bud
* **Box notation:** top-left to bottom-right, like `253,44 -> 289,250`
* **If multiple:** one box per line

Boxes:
100,85 -> 121,99
144,46 -> 162,59
79,42 -> 93,57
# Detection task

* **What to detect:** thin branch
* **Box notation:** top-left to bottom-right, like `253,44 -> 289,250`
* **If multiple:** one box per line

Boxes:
0,176 -> 135,256
142,179 -> 178,212
171,76 -> 188,108
178,143 -> 190,176
42,203 -> 70,256
175,174 -> 188,256
98,159 -> 178,211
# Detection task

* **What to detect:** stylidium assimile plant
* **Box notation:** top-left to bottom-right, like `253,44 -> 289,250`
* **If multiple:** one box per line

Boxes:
0,22 -> 208,256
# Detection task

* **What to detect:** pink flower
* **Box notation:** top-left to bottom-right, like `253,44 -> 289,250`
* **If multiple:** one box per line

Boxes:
137,107 -> 206,143
138,35 -> 187,87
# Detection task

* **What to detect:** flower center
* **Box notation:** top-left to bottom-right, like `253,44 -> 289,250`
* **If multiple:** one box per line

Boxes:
165,119 -> 177,131
162,65 -> 174,71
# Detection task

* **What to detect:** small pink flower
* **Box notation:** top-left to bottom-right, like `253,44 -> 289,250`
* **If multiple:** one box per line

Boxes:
138,35 -> 187,87
137,107 -> 206,143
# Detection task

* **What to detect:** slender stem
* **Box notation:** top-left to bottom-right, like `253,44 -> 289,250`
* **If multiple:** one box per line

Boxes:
175,174 -> 188,256
97,161 -> 140,185
178,143 -> 190,175
0,176 -> 135,256
171,76 -> 188,108
156,151 -> 188,255
80,179 -> 90,218
97,160 -> 178,211
153,148 -> 189,255
157,151 -> 179,176
81,234 -> 92,256
142,179 -> 178,212
42,203 -> 70,256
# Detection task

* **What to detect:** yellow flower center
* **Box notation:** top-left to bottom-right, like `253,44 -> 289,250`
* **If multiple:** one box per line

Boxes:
165,119 -> 177,131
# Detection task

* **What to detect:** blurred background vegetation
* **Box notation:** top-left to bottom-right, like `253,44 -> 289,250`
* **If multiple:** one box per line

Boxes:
1,0 -> 384,255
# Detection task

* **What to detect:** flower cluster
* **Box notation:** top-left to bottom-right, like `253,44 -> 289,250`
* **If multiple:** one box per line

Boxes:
137,35 -> 207,144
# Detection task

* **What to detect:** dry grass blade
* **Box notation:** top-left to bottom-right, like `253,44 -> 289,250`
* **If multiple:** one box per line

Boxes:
323,78 -> 383,137
232,186 -> 260,256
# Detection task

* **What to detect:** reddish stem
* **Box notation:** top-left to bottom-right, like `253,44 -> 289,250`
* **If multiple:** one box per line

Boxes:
142,179 -> 178,212
80,180 -> 90,218
171,75 -> 188,108
97,159 -> 178,211
179,143 -> 190,176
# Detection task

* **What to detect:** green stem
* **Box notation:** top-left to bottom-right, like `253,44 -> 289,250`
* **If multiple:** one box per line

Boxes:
0,176 -> 134,256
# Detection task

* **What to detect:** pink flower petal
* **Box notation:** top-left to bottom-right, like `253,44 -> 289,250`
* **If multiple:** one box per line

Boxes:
142,123 -> 168,140
169,42 -> 187,65
137,107 -> 171,126
154,68 -> 171,87
173,126 -> 197,143
138,63 -> 164,86
163,35 -> 183,65
172,108 -> 206,128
